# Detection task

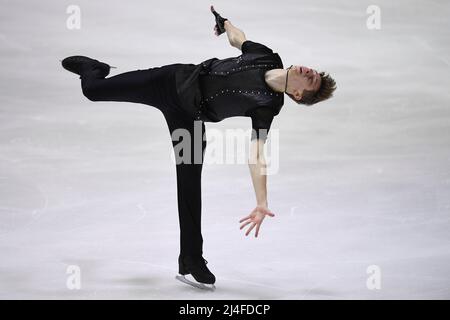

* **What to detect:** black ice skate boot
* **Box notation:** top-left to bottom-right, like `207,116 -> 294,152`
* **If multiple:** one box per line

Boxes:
61,56 -> 111,78
176,255 -> 216,290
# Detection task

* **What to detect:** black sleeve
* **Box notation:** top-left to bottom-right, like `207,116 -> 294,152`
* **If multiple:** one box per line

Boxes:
241,40 -> 274,55
246,107 -> 275,141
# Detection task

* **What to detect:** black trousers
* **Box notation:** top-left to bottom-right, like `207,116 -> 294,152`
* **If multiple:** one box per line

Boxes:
80,63 -> 207,258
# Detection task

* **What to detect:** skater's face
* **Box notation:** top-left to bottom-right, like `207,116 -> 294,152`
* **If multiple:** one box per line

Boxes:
288,65 -> 322,101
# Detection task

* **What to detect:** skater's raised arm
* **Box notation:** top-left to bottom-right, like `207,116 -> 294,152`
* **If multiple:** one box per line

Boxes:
211,5 -> 246,50
239,139 -> 275,238
223,21 -> 247,50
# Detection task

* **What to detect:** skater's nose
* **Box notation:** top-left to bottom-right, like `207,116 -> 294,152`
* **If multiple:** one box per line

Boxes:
298,66 -> 311,75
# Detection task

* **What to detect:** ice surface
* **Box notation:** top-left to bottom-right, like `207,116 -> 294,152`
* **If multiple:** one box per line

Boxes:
0,0 -> 449,299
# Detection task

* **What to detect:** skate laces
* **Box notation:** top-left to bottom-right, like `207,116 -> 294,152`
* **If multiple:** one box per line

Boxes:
183,256 -> 209,269
198,259 -> 211,274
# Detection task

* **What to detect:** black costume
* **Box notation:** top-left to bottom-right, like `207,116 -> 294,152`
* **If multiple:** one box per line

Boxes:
67,39 -> 284,279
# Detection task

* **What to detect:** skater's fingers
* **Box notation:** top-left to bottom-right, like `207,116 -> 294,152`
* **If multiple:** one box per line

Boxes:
211,6 -> 219,17
262,208 -> 275,217
245,223 -> 256,236
239,215 -> 251,223
240,220 -> 252,230
255,223 -> 261,237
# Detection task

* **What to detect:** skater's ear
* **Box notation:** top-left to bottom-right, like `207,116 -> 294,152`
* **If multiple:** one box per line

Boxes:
290,88 -> 303,102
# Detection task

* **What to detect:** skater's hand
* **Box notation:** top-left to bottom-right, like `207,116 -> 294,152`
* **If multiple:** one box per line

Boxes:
211,5 -> 228,36
239,205 -> 275,238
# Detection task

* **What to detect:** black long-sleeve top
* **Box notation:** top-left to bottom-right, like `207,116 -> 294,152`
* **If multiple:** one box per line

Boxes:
174,40 -> 284,140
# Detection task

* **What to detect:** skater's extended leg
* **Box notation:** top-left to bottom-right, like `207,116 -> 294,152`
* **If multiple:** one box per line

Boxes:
62,55 -> 181,112
81,67 -> 176,111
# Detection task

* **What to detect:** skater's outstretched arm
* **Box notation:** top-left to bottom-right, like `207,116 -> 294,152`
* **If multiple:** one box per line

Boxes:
223,20 -> 247,50
239,139 -> 275,238
211,5 -> 247,50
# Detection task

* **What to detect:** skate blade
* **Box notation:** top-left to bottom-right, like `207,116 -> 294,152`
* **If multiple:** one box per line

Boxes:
175,274 -> 216,291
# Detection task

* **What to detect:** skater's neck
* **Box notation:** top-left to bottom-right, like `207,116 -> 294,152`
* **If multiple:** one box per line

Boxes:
264,68 -> 289,93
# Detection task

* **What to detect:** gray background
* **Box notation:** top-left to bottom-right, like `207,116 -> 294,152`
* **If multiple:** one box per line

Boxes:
0,0 -> 449,299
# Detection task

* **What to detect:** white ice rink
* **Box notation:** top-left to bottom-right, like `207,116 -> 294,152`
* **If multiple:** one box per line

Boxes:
1,0 -> 449,299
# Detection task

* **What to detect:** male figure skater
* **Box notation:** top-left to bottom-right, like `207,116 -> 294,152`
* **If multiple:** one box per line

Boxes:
61,6 -> 336,290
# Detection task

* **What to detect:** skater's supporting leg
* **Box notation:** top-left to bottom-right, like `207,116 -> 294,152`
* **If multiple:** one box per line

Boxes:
176,160 -> 205,256
164,111 -> 207,258
165,112 -> 216,287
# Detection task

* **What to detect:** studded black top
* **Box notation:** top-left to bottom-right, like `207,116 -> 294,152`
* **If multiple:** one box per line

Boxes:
197,40 -> 284,140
